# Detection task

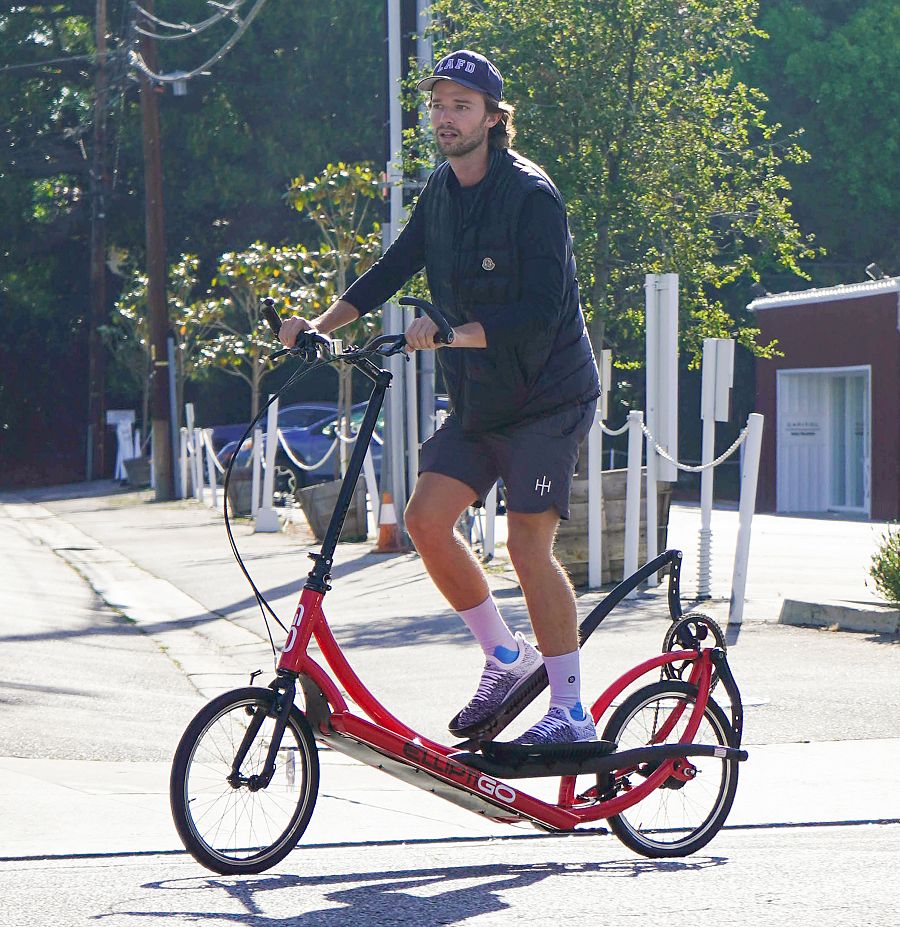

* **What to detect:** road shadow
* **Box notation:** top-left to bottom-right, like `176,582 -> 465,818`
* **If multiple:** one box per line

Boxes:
103,856 -> 728,925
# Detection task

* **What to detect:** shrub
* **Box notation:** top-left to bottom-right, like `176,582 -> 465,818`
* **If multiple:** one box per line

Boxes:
869,525 -> 900,606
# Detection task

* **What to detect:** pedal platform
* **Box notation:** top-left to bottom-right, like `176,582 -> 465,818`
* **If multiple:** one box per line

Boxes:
454,739 -> 618,779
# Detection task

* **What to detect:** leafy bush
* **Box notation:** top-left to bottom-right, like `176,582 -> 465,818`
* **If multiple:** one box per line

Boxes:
869,525 -> 900,606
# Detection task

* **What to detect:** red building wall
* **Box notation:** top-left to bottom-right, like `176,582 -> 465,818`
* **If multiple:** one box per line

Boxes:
753,288 -> 900,520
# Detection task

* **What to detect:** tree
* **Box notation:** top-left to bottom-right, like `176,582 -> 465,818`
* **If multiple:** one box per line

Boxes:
285,162 -> 382,474
105,254 -> 222,442
739,0 -> 900,286
198,243 -> 308,420
421,0 -> 816,371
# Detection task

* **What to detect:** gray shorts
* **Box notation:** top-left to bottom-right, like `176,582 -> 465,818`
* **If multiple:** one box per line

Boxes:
418,400 -> 597,520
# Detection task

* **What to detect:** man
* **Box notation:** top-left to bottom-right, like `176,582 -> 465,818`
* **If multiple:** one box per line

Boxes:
279,50 -> 600,745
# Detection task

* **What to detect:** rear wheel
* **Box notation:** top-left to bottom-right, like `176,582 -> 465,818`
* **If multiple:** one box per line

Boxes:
601,681 -> 738,857
170,687 -> 319,874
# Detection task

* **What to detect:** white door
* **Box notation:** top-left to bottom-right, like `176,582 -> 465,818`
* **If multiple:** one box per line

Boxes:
777,372 -> 829,512
776,368 -> 870,515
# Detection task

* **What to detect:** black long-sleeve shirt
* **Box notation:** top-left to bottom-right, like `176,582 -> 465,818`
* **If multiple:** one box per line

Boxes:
342,184 -> 568,353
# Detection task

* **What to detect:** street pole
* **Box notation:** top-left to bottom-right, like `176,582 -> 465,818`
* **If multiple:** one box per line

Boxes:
86,0 -> 109,479
138,0 -> 173,500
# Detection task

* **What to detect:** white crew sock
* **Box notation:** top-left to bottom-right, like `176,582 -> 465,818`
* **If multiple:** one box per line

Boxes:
544,650 -> 586,719
457,595 -> 518,662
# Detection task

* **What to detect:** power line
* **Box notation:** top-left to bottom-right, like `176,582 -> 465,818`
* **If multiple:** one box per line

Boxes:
0,54 -> 95,74
128,0 -> 269,82
132,0 -> 249,41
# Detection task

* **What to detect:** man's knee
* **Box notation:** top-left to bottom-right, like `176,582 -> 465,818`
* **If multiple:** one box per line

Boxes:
506,530 -> 555,577
405,498 -> 452,550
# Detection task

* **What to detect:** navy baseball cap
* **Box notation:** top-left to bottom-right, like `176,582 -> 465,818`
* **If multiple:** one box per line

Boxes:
417,50 -> 504,100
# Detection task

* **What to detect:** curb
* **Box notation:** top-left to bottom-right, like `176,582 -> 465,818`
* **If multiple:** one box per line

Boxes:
779,598 -> 900,635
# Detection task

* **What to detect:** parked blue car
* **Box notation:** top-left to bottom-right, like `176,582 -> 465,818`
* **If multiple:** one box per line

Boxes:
210,402 -> 337,454
217,403 -> 383,491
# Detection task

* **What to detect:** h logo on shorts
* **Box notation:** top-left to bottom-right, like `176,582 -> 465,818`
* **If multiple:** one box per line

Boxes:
535,476 -> 552,496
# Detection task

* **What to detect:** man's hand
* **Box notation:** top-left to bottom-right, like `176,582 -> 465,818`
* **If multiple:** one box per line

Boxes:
404,316 -> 443,352
278,316 -> 315,349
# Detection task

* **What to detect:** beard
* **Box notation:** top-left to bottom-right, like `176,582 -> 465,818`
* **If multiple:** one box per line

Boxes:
436,122 -> 489,157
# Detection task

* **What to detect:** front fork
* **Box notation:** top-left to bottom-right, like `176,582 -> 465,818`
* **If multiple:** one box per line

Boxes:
228,673 -> 297,791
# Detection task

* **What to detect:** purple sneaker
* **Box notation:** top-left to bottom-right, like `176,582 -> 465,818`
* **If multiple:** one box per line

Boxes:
512,706 -> 598,745
449,632 -> 541,735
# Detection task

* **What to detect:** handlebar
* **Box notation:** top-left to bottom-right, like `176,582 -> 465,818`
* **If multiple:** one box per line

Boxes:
398,296 -> 455,345
260,296 -> 454,361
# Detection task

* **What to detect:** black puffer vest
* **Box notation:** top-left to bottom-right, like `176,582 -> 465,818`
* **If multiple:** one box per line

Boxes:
418,148 -> 599,432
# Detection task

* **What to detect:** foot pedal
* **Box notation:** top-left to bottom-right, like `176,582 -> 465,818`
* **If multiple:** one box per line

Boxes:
454,739 -> 618,779
482,739 -> 618,766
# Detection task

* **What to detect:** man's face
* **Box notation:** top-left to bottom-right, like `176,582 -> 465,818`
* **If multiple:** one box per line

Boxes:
429,80 -> 499,158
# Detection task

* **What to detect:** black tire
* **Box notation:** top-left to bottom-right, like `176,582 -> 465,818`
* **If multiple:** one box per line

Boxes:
170,687 -> 319,874
601,681 -> 738,858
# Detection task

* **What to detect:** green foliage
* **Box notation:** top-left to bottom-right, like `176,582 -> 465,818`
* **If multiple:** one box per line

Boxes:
869,525 -> 900,606
423,0 -> 816,367
740,0 -> 900,285
285,162 -> 382,345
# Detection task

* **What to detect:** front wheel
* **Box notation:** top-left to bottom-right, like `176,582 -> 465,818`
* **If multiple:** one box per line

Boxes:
601,681 -> 739,858
170,687 -> 319,874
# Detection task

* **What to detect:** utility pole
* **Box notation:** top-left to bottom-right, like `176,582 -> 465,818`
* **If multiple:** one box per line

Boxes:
86,0 -> 109,479
137,0 -> 174,499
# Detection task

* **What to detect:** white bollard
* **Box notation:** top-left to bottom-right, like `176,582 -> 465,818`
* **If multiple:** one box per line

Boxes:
698,338 -> 735,599
587,415 -> 604,588
624,410 -> 643,596
363,446 -> 380,534
729,413 -> 764,625
179,427 -> 189,500
588,349 -> 612,588
483,482 -> 497,561
251,427 -> 263,517
193,429 -> 205,505
256,397 -> 281,532
204,428 -> 218,511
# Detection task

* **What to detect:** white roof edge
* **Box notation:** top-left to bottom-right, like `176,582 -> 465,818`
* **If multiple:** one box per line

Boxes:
748,277 -> 899,311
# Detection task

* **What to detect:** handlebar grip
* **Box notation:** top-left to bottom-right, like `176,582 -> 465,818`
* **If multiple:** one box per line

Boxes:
261,298 -> 282,336
398,297 -> 455,345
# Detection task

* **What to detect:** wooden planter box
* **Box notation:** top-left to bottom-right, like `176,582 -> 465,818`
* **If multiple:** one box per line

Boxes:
225,469 -> 254,517
122,455 -> 151,487
555,468 -> 672,588
297,479 -> 369,543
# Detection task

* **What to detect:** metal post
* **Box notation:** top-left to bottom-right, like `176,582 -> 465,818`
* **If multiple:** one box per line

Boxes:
256,395 -> 280,532
179,427 -> 189,500
167,334 -> 182,498
587,415 -> 604,588
251,427 -> 263,516
588,349 -> 612,588
204,429 -> 218,511
624,410 -> 643,596
416,0 -> 436,443
729,413 -> 764,625
483,482 -> 497,561
698,339 -> 717,599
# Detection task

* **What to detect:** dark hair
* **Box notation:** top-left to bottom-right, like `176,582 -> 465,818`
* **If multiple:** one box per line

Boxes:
486,97 -> 515,150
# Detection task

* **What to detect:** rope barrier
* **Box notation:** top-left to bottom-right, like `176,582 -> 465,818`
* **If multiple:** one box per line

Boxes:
276,429 -> 340,471
201,429 -> 225,475
640,421 -> 749,473
599,421 -> 629,437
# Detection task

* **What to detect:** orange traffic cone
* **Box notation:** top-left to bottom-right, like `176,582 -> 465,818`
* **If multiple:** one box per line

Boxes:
373,491 -> 410,553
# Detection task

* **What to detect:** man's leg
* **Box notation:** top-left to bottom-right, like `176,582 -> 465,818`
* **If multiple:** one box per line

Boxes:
505,509 -> 576,656
406,472 -> 541,733
405,471 -> 487,610
506,509 -> 596,744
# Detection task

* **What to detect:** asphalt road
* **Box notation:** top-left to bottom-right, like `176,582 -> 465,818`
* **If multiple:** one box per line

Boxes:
1,485 -> 899,926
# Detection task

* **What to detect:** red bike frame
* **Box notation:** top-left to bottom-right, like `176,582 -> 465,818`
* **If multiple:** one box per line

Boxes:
276,582 -> 718,832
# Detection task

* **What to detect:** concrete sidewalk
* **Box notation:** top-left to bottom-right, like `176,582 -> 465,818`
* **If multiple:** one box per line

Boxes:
2,481 -> 899,867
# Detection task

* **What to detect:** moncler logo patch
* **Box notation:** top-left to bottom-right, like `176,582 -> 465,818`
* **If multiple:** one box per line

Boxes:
481,257 -> 496,271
